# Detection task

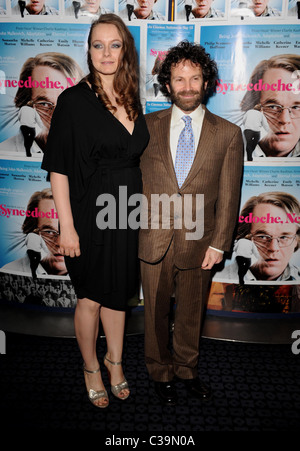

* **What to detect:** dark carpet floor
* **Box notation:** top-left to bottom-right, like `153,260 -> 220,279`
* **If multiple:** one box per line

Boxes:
0,331 -> 299,435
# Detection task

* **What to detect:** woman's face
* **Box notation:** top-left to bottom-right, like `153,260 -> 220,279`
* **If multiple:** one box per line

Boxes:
89,24 -> 123,80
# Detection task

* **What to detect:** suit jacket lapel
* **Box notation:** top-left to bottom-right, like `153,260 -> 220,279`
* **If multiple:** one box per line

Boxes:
156,107 -> 178,187
181,106 -> 217,189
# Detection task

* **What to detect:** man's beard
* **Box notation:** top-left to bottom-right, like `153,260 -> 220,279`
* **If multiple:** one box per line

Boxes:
169,88 -> 204,112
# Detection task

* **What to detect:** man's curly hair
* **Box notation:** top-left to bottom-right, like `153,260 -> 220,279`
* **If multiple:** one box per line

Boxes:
157,40 -> 219,103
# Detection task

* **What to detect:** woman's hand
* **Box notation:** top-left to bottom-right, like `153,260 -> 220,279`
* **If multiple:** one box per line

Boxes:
50,173 -> 80,258
59,226 -> 81,258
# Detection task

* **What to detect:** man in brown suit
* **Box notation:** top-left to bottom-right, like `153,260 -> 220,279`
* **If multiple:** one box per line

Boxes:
139,41 -> 244,405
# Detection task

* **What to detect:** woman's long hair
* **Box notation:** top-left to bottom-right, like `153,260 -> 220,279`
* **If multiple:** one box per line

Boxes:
86,14 -> 141,121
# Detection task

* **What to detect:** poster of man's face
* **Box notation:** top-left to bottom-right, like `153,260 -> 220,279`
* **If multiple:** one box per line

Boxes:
200,26 -> 300,161
240,56 -> 300,160
0,151 -> 69,277
175,0 -> 226,21
212,164 -> 300,285
118,0 -> 167,21
11,0 -> 59,16
244,202 -> 299,281
230,0 -> 283,18
64,0 -> 115,18
0,23 -> 87,158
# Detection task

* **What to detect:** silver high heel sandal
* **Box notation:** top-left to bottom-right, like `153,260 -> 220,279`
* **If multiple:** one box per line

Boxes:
83,364 -> 109,408
104,354 -> 130,400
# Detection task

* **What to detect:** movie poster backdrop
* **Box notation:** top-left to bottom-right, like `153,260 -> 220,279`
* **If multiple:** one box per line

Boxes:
0,21 -> 141,157
144,21 -> 195,112
0,156 -> 77,308
199,24 -> 300,316
0,8 -> 299,319
200,23 -> 300,161
207,163 -> 300,314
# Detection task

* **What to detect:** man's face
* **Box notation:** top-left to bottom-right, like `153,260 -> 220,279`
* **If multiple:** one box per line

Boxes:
135,0 -> 156,18
251,0 -> 268,16
259,68 -> 300,157
82,0 -> 101,13
167,60 -> 207,113
30,65 -> 69,150
36,198 -> 67,275
26,0 -> 45,14
194,0 -> 213,17
250,203 -> 298,280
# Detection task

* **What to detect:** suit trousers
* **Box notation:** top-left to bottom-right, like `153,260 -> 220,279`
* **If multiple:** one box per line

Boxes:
140,239 -> 211,382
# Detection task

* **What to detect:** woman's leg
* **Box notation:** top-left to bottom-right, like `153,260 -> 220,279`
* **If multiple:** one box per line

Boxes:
100,307 -> 129,399
74,297 -> 108,407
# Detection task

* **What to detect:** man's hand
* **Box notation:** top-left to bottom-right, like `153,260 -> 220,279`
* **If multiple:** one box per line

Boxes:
201,247 -> 223,270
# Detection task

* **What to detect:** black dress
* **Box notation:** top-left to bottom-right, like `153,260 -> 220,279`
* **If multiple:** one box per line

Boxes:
41,82 -> 149,311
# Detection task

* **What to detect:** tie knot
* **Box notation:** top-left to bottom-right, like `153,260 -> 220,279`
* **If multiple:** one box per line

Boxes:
182,115 -> 192,125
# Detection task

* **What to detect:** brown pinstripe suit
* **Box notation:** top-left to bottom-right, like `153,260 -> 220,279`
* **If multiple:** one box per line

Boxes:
139,105 -> 244,382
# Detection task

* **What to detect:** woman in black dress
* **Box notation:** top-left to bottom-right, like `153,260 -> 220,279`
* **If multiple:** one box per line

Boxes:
42,14 -> 149,407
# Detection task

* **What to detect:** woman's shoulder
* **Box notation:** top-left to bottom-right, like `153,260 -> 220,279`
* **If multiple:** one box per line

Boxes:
55,81 -> 95,113
58,81 -> 90,104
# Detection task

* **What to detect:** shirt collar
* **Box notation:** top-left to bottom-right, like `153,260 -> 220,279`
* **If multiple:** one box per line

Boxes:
171,103 -> 204,125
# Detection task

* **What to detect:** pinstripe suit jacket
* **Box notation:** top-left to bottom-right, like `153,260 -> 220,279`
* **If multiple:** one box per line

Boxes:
139,105 -> 244,269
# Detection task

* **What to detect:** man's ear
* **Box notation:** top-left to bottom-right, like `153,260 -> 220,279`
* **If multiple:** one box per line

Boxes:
166,84 -> 171,93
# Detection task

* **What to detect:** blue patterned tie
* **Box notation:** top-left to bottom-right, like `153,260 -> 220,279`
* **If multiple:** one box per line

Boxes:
174,115 -> 195,188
